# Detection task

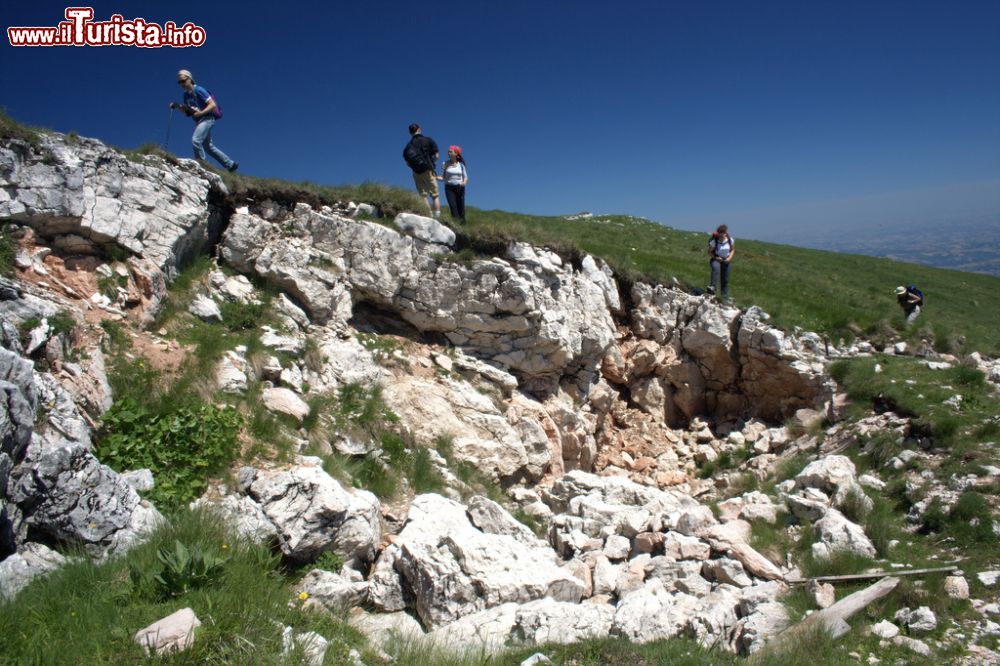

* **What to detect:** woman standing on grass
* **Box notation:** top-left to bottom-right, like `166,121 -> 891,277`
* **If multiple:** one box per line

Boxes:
438,145 -> 468,224
708,224 -> 735,301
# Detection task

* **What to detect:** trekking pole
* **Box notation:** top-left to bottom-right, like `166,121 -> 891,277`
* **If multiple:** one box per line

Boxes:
163,106 -> 174,151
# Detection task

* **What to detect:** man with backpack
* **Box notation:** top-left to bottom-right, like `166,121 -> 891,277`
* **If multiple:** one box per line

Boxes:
895,285 -> 923,324
170,69 -> 238,172
403,123 -> 440,219
707,224 -> 735,302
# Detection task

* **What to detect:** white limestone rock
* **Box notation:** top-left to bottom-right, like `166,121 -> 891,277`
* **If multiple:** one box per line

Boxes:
393,212 -> 457,246
813,508 -> 877,559
296,569 -> 369,610
376,494 -> 585,629
0,542 -> 67,601
134,607 -> 201,656
238,459 -> 380,564
261,387 -> 310,422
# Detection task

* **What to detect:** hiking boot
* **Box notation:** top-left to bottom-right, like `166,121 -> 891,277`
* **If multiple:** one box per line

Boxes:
228,162 -> 239,173
706,286 -> 716,295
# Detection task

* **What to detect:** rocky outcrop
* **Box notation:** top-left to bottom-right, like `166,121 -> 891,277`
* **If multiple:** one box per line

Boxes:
221,204 -> 617,388
368,494 -> 585,629
624,287 -> 835,423
0,133 -> 225,281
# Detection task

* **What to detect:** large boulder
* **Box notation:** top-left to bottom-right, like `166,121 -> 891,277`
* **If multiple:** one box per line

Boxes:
9,439 -> 163,560
383,376 -> 550,483
238,458 -> 380,565
369,494 -> 585,629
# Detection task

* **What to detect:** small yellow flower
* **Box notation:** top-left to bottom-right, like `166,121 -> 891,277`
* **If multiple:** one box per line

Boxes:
88,523 -> 97,530
221,543 -> 228,550
298,592 -> 309,601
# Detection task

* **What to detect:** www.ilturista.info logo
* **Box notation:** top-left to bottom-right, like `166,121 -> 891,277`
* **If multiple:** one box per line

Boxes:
7,7 -> 206,48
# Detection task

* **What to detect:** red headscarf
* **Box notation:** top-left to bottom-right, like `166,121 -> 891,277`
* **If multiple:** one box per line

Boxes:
449,145 -> 462,156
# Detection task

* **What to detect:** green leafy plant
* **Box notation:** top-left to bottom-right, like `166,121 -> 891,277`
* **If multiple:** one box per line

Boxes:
97,396 -> 241,509
131,539 -> 228,600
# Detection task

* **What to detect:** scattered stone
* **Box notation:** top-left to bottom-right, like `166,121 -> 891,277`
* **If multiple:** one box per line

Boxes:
393,212 -> 456,246
895,606 -> 936,632
807,580 -> 836,609
662,532 -> 710,561
281,626 -> 329,666
520,653 -> 553,666
870,620 -> 899,639
978,571 -> 1000,587
891,635 -> 931,657
121,468 -> 155,492
134,608 -> 201,656
603,535 -> 631,560
944,575 -> 970,600
261,387 -> 310,422
188,294 -> 222,323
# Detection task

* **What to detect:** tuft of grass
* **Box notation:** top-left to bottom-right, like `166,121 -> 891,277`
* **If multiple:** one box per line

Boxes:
0,223 -> 19,277
0,108 -> 45,149
99,319 -> 131,354
860,431 -> 900,471
838,486 -> 871,524
47,309 -> 77,337
862,495 -> 896,557
220,174 -> 423,219
801,548 -> 876,578
123,142 -> 182,167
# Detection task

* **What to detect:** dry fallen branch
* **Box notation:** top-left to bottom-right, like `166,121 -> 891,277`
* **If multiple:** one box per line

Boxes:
787,565 -> 959,585
779,576 -> 900,641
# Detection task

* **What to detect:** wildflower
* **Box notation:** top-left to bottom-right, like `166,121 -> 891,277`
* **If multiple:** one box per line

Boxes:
221,543 -> 228,550
298,591 -> 309,601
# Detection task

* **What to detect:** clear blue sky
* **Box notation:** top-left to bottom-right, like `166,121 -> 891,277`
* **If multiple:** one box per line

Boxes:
3,0 -> 998,243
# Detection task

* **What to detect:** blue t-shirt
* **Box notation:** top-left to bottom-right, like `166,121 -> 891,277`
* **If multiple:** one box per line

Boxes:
183,85 -> 217,121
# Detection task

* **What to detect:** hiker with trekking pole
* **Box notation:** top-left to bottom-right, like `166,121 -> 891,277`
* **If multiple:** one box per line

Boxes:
169,69 -> 238,172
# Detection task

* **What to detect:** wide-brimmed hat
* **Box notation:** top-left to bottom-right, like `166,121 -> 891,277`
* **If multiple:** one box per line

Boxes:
894,286 -> 907,295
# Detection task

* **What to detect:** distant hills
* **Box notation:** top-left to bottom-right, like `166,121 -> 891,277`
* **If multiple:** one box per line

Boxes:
780,216 -> 1000,277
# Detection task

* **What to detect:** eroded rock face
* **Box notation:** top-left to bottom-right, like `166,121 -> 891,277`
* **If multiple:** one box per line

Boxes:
221,205 -> 617,387
369,494 -> 585,629
383,376 -> 551,483
624,285 -> 835,423
0,133 -> 224,281
10,438 -> 163,560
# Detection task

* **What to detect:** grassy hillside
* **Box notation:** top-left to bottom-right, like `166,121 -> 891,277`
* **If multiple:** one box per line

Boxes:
460,209 -> 1000,356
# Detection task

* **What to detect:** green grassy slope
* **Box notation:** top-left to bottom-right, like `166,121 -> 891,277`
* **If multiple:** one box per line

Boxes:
461,209 -> 1000,355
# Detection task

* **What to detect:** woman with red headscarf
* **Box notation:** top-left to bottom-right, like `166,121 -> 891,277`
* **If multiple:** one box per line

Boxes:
438,145 -> 468,224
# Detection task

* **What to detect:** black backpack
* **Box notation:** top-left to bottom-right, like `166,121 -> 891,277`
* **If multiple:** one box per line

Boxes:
403,138 -> 431,172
